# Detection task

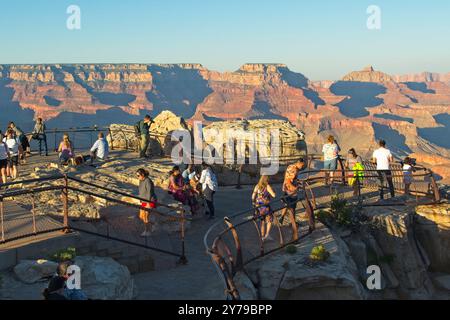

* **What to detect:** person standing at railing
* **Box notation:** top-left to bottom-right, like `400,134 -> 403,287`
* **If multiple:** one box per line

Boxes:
135,115 -> 154,158
3,129 -> 22,181
32,117 -> 48,156
0,132 -> 10,185
252,175 -> 276,242
8,122 -> 30,163
372,140 -> 395,200
137,168 -> 158,237
345,148 -> 364,196
280,158 -> 313,235
200,163 -> 218,220
322,135 -> 341,185
402,157 -> 416,196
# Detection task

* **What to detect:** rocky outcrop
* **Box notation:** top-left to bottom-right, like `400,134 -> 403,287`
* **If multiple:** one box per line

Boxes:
13,260 -> 59,284
74,256 -> 136,300
414,203 -> 450,273
2,63 -> 450,181
203,119 -> 307,163
242,223 -> 365,300
108,111 -> 189,156
342,66 -> 394,83
366,206 -> 435,299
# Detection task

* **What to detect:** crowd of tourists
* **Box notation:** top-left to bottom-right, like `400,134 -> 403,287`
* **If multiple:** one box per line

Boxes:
0,118 -> 111,186
321,134 -> 417,199
1,115 -> 419,246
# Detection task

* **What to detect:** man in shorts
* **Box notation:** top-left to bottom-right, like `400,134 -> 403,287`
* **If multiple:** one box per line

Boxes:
280,158 -> 309,238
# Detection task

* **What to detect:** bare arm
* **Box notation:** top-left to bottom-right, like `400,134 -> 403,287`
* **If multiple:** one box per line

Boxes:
267,185 -> 276,198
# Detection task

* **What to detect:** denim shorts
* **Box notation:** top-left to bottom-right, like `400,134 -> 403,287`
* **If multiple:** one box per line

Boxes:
324,158 -> 338,170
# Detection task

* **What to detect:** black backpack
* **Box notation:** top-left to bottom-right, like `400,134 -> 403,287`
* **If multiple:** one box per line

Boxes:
134,121 -> 141,137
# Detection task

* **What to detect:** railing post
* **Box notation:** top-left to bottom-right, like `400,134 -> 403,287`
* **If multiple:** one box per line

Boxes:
31,193 -> 37,235
62,175 -> 70,233
178,206 -> 188,265
429,171 -> 441,203
236,165 -> 242,189
1,199 -> 5,243
357,171 -> 362,205
54,129 -> 57,152
108,127 -> 115,151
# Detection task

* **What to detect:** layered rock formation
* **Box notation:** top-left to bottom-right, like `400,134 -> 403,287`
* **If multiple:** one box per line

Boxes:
1,63 -> 449,181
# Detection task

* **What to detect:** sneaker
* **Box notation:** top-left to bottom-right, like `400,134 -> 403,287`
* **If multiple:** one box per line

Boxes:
263,235 -> 274,242
140,231 -> 151,237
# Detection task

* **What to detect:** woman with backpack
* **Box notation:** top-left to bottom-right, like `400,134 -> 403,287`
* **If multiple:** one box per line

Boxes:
252,175 -> 276,242
199,163 -> 218,220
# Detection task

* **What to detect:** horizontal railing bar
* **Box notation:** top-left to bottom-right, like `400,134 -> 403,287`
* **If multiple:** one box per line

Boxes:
66,186 -> 189,221
68,226 -> 182,258
0,227 -> 66,244
0,186 -> 64,200
66,175 -> 177,210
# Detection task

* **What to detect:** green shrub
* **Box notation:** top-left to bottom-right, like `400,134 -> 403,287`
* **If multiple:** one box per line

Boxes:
285,245 -> 298,255
330,195 -> 353,226
50,247 -> 76,262
309,245 -> 330,262
315,210 -> 330,223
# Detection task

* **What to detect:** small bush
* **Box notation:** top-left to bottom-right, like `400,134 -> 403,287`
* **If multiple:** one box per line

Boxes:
285,245 -> 298,255
309,245 -> 330,262
50,247 -> 76,262
315,210 -> 330,223
330,195 -> 353,226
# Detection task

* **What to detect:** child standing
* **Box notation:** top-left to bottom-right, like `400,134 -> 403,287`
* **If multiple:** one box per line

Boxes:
402,157 -> 415,196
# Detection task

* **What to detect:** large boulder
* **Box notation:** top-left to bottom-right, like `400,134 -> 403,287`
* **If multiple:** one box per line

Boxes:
366,206 -> 435,299
13,260 -> 59,284
74,256 -> 136,300
203,119 -> 306,165
107,111 -> 190,156
244,223 -> 365,300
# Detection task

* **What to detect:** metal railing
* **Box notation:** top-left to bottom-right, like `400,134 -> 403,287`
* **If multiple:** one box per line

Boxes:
204,165 -> 441,300
0,175 -> 189,263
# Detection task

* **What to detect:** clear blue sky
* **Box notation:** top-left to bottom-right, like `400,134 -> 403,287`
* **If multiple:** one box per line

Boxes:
0,0 -> 449,80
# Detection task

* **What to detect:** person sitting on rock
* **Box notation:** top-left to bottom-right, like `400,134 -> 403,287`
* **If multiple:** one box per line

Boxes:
56,261 -> 88,300
58,134 -> 75,165
43,276 -> 67,300
137,168 -> 158,237
90,132 -> 109,165
168,165 -> 199,215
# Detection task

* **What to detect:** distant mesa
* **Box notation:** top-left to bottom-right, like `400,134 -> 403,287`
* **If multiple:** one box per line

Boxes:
342,65 -> 394,83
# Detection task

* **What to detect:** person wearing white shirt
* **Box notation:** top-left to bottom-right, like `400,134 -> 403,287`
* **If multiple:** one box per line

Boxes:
372,140 -> 395,200
199,163 -> 218,219
3,129 -> 22,180
0,133 -> 10,184
90,132 -> 109,164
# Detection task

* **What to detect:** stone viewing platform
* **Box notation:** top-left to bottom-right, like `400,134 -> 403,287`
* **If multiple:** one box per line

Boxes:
0,114 -> 449,300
